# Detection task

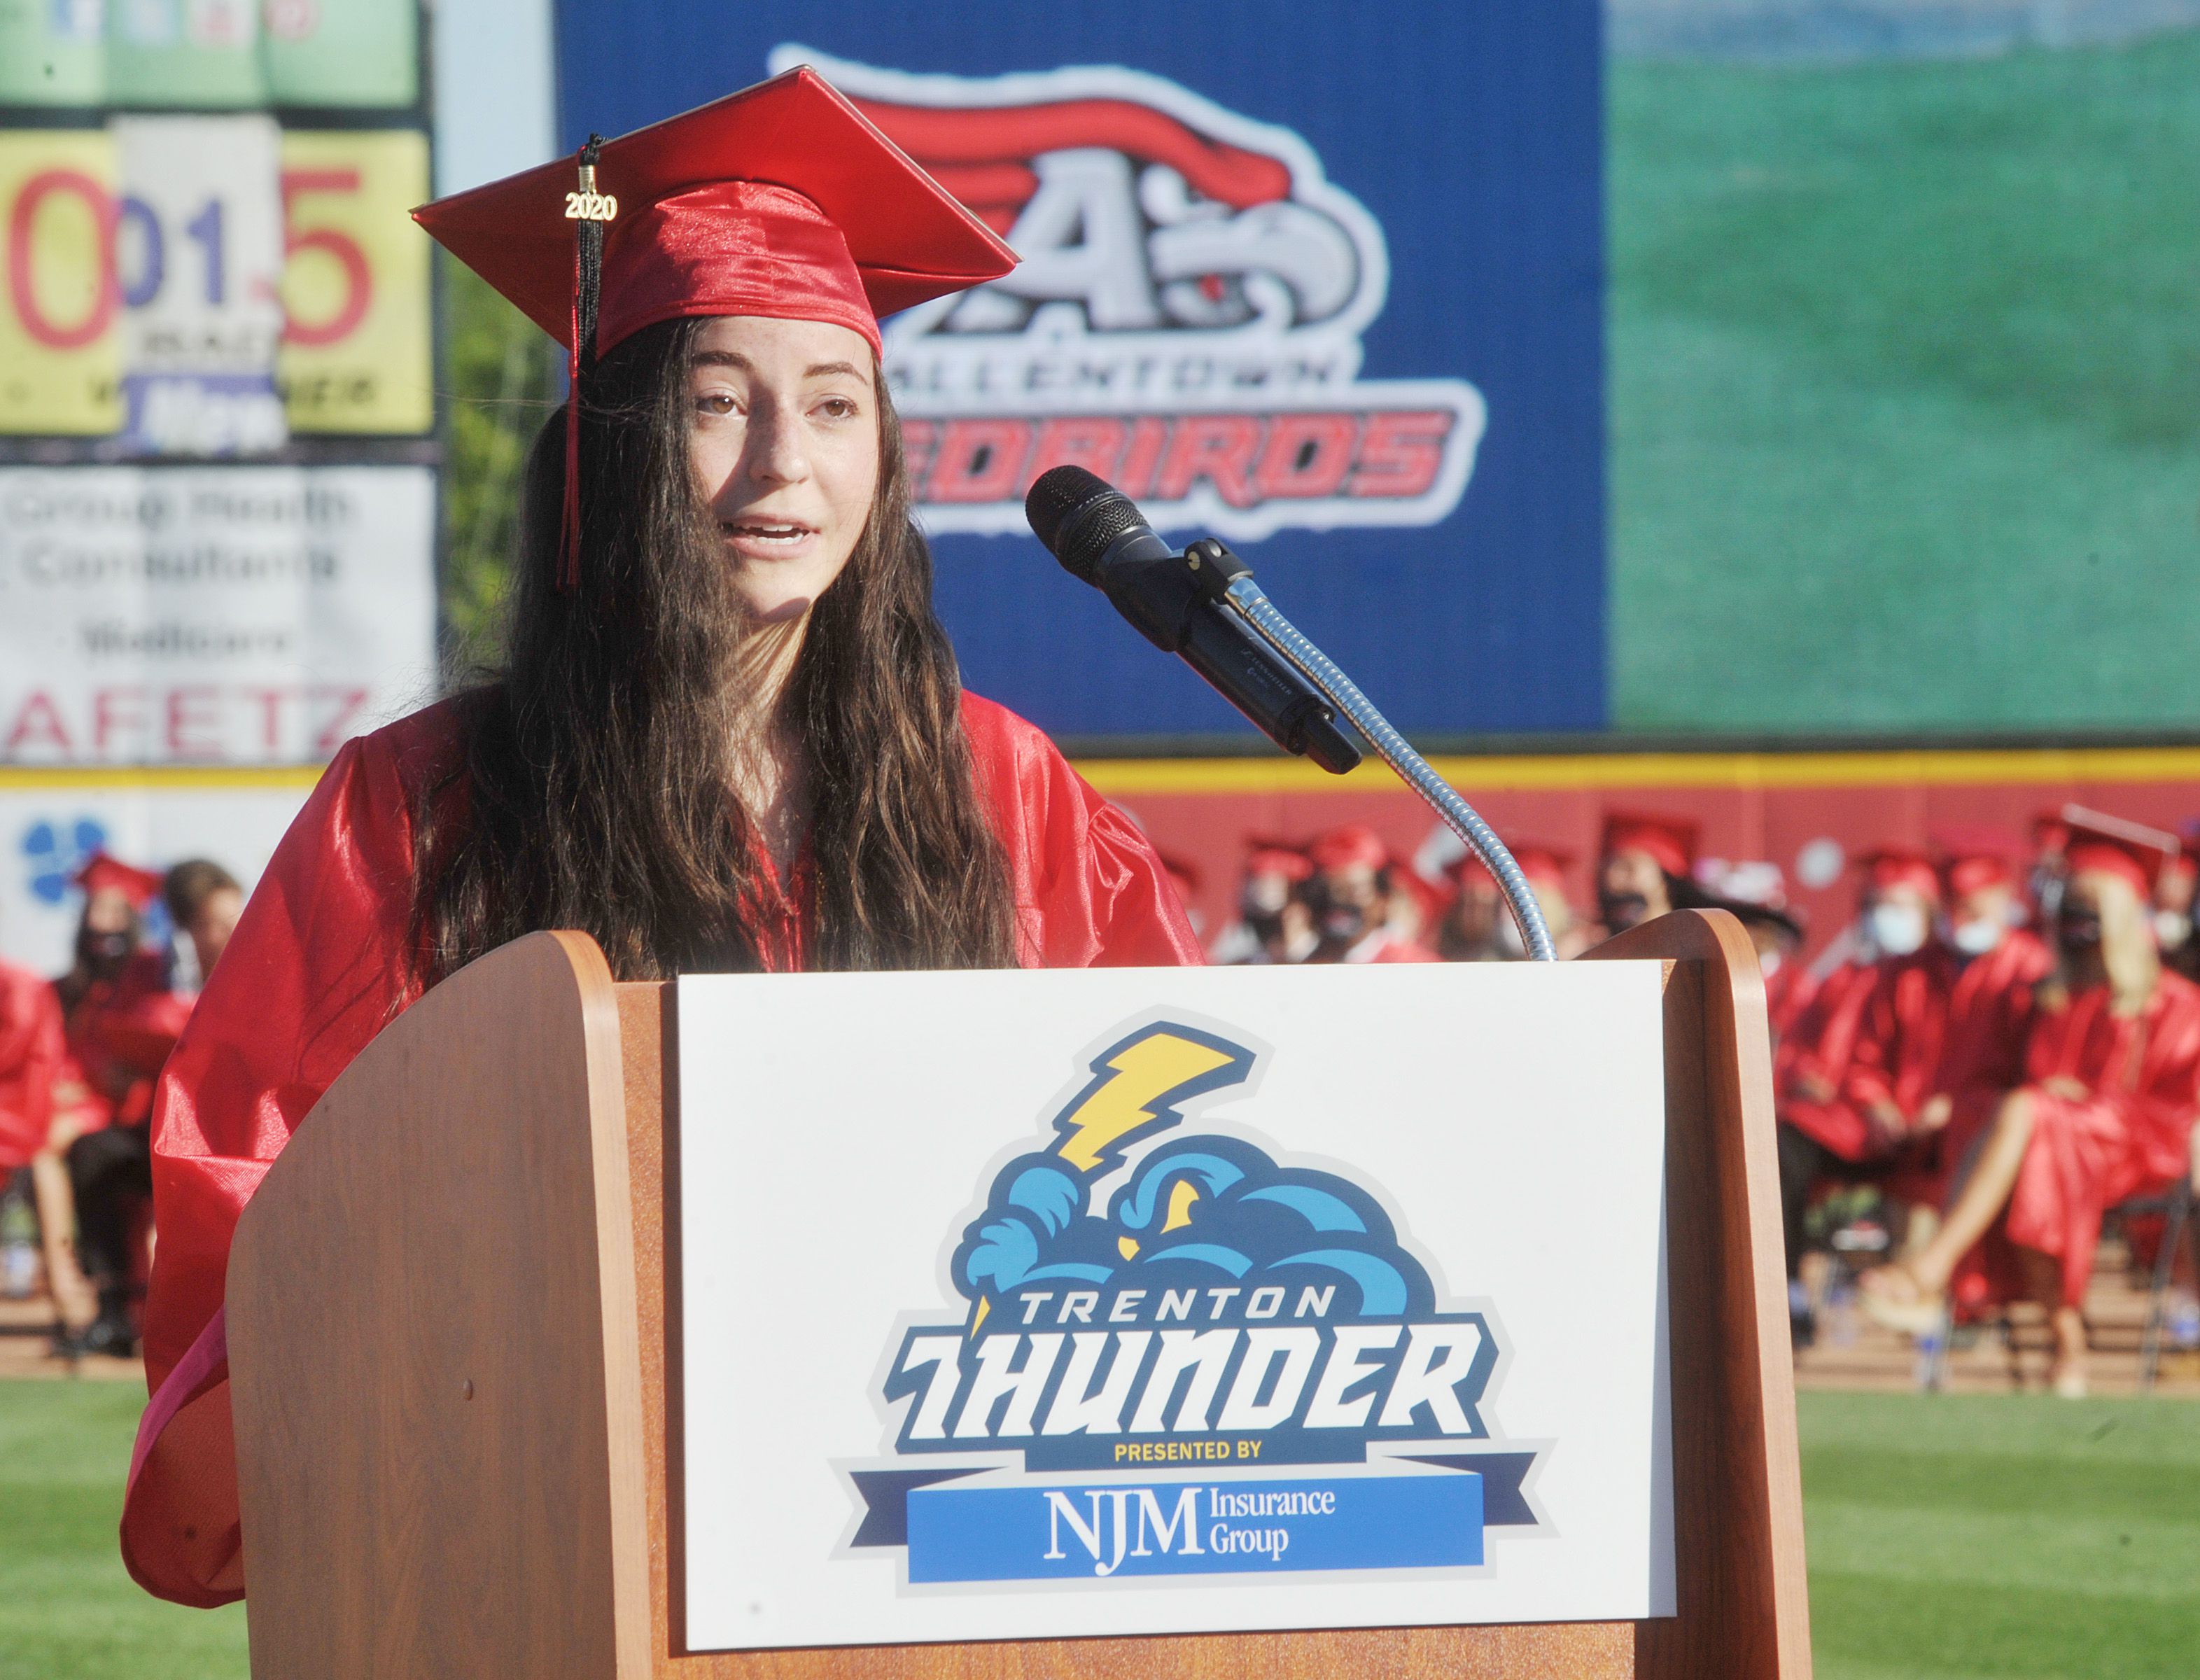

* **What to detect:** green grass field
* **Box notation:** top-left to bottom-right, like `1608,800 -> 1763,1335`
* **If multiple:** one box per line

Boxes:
1609,32 -> 2200,734
3,1380 -> 2194,1679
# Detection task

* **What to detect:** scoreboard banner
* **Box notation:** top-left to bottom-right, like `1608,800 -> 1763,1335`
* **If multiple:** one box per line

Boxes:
0,465 -> 437,766
0,122 -> 434,443
558,3 -> 1605,741
679,962 -> 1672,1648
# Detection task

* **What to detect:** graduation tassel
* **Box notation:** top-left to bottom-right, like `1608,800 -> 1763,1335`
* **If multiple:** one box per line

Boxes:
560,133 -> 615,592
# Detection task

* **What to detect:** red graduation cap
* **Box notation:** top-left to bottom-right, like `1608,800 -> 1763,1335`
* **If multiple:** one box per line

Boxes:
1600,810 -> 1699,880
75,851 -> 163,911
1242,842 -> 1313,885
1855,845 -> 1941,903
1308,824 -> 1389,876
2063,814 -> 2180,897
1931,825 -> 2022,897
412,67 -> 1018,587
1505,840 -> 1572,895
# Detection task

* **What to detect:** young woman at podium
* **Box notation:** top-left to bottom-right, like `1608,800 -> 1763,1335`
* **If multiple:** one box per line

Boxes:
120,71 -> 1201,1607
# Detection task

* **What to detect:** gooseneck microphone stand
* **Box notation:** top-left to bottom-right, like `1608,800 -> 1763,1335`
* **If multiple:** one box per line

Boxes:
1183,539 -> 1558,964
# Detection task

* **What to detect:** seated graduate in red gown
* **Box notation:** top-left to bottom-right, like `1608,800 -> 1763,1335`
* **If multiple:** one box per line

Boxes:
1591,809 -> 1699,943
1299,825 -> 1438,963
51,855 -> 195,1356
122,71 -> 1202,1608
1772,848 -> 1950,1335
0,944 -> 66,1305
1865,818 -> 2200,1396
1917,832 -> 2050,1193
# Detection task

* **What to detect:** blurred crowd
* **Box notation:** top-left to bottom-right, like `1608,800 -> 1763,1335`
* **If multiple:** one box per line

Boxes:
0,855 -> 241,1359
6,801 -> 2199,1394
1191,804 -> 2200,1394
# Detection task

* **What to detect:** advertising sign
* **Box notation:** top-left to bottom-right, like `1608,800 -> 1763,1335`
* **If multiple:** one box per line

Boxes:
680,962 -> 1671,1648
0,465 -> 437,765
0,0 -> 420,110
0,776 -> 312,975
556,2 -> 1605,739
275,127 -> 434,435
114,114 -> 289,455
0,128 -> 122,435
0,122 -> 434,443
780,48 -> 1487,544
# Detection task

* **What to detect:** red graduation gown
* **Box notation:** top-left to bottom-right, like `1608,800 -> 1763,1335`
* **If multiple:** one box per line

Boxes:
1999,972 -> 2200,1308
0,960 -> 66,1170
121,692 -> 1201,1606
1929,929 -> 2050,1175
56,953 -> 195,1137
1777,956 -> 1924,1163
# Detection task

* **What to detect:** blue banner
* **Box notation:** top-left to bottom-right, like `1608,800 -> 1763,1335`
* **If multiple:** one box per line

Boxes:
905,1471 -> 1483,1583
554,2 -> 1605,741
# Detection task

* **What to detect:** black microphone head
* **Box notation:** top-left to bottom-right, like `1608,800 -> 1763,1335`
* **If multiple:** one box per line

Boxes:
1025,465 -> 1147,583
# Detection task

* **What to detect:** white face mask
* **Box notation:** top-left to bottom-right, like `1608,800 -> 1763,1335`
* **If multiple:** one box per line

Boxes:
2155,910 -> 2191,950
1949,916 -> 2004,956
1868,902 -> 1929,958
1758,948 -> 1783,978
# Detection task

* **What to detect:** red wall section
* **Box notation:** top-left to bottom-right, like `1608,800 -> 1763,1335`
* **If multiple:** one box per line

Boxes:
1077,748 -> 2200,956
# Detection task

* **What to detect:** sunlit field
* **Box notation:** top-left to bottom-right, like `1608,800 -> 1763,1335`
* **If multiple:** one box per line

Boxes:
1,1380 -> 2194,1679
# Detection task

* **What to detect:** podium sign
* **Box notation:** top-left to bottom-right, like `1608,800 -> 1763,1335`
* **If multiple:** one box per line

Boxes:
678,962 -> 1674,1651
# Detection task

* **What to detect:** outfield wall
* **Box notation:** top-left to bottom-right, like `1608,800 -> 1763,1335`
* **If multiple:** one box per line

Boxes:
8,749 -> 2194,969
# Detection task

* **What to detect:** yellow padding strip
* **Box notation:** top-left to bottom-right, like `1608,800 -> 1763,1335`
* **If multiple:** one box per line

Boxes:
6,746 -> 2200,799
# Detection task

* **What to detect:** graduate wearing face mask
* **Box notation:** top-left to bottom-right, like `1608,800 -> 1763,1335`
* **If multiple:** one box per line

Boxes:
45,855 -> 195,1357
1772,848 -> 1953,1332
1866,819 -> 2200,1396
1919,837 -> 2052,1179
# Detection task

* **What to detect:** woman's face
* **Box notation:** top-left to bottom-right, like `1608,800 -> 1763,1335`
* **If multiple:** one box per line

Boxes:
684,314 -> 882,624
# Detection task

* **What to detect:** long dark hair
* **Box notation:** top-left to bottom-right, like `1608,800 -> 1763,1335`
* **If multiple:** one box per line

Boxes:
412,317 -> 1016,981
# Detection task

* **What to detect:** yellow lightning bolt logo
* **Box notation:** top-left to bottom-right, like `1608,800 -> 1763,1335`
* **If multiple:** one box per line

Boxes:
1051,1024 -> 1252,1174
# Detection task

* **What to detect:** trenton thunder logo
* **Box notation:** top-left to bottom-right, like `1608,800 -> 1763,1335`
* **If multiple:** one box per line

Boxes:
843,1018 -> 1541,1586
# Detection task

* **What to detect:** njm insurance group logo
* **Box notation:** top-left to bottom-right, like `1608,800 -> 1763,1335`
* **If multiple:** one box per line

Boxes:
839,1017 -> 1543,1588
771,46 -> 1487,541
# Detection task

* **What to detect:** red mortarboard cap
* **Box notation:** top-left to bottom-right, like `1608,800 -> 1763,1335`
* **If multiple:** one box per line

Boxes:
412,68 -> 1017,588
75,852 -> 162,910
1931,825 -> 2021,897
1505,841 -> 1572,893
2063,814 -> 2179,896
1601,810 -> 1699,879
1856,846 -> 1942,903
1243,841 -> 1313,884
413,67 -> 1016,360
1308,824 -> 1389,876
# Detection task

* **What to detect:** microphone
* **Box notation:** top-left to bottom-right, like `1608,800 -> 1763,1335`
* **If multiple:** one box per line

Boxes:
1025,468 -> 1362,774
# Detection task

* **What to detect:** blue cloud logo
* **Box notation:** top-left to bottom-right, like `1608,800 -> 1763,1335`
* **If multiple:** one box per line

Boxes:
22,818 -> 108,906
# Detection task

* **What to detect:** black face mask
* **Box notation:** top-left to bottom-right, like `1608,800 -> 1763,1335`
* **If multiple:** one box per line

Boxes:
1599,889 -> 1651,932
1303,879 -> 1368,946
76,927 -> 133,974
2059,913 -> 2103,953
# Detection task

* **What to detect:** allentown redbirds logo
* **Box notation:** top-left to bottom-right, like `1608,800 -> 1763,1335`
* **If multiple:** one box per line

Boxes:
771,46 -> 1487,540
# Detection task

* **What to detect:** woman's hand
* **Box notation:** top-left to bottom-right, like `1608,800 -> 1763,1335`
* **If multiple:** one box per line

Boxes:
2040,1076 -> 2091,1102
1793,1071 -> 1837,1105
1917,1093 -> 1954,1133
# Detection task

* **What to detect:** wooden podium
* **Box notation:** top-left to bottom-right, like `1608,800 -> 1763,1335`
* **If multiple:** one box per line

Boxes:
225,910 -> 1811,1679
